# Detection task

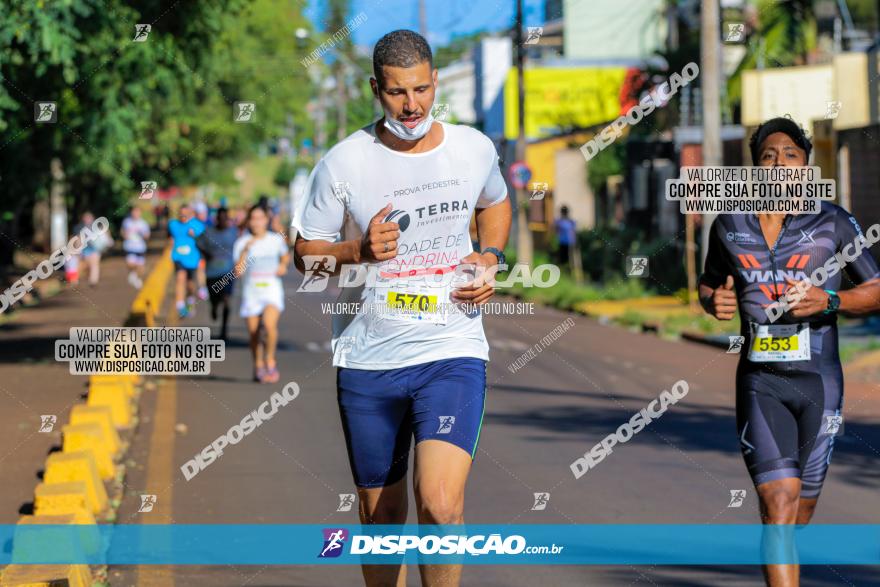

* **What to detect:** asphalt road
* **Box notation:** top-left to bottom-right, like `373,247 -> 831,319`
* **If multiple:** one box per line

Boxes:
113,271 -> 880,586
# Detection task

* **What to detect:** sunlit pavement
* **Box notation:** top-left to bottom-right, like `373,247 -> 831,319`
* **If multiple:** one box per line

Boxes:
0,245 -> 165,525
111,271 -> 880,586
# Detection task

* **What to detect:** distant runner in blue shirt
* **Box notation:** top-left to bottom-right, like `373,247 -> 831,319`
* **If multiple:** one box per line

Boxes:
168,204 -> 206,318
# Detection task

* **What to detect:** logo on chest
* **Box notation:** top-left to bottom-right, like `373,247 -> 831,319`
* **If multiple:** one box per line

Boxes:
738,253 -> 810,301
797,229 -> 816,245
726,231 -> 756,244
414,199 -> 469,219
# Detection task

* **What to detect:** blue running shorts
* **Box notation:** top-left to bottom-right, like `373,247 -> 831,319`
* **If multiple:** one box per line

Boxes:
337,357 -> 487,488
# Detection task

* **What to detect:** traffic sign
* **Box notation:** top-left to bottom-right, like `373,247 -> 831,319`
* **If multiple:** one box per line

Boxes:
509,161 -> 532,189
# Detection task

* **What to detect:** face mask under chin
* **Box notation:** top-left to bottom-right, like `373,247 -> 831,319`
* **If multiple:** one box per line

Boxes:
382,108 -> 435,141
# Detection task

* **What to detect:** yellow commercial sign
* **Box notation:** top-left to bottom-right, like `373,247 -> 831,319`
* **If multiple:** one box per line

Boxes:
504,67 -> 627,139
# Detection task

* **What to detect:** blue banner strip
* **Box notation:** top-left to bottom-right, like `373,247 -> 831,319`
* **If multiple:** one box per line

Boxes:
2,524 -> 879,565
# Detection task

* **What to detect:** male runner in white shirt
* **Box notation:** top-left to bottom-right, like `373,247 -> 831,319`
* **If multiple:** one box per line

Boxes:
293,29 -> 511,587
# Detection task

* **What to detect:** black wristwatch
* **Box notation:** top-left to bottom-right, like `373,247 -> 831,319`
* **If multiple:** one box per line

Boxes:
824,290 -> 840,315
481,247 -> 506,269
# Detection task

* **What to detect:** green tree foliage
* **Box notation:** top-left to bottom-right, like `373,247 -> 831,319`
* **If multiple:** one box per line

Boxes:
0,0 -> 312,241
434,32 -> 484,69
847,0 -> 879,32
273,158 -> 298,188
727,0 -> 817,106
586,142 -> 625,195
313,0 -> 377,141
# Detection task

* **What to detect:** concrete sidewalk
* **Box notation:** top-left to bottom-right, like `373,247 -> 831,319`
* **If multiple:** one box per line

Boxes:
0,240 -> 166,524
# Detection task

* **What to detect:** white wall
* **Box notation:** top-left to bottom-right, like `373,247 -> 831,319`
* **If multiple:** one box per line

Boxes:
475,37 -> 512,139
437,60 -> 476,124
553,149 -> 594,229
564,0 -> 666,60
742,64 -> 833,127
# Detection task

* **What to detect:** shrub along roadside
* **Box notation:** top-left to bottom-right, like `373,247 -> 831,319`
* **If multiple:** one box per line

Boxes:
500,248 -> 738,338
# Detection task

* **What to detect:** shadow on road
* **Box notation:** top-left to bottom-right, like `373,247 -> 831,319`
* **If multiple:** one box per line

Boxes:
487,383 -> 880,491
0,334 -> 65,363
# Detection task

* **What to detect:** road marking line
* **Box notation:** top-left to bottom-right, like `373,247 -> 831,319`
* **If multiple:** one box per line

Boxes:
135,316 -> 177,586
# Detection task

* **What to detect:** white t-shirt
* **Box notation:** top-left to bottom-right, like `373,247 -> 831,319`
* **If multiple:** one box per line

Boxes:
121,217 -> 150,254
232,232 -> 288,298
293,121 -> 508,370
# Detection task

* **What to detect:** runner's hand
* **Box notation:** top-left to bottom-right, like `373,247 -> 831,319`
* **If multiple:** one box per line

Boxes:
785,277 -> 828,318
233,238 -> 255,277
276,264 -> 288,277
451,251 -> 497,306
361,203 -> 400,263
709,275 -> 737,320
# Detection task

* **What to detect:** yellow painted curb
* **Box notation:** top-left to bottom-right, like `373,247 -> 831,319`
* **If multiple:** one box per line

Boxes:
33,481 -> 90,517
130,245 -> 173,327
86,385 -> 132,429
13,514 -> 101,563
90,376 -> 137,399
91,373 -> 141,387
0,564 -> 91,587
69,405 -> 121,456
19,511 -> 95,526
44,451 -> 108,515
0,246 -> 177,585
61,424 -> 114,480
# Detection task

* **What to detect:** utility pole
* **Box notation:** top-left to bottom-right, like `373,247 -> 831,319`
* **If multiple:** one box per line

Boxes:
329,0 -> 350,143
335,62 -> 347,143
514,0 -> 533,267
317,84 -> 328,159
666,1 -> 679,52
419,0 -> 427,39
49,158 -> 67,253
685,212 -> 698,309
311,67 -> 328,161
700,0 -> 722,268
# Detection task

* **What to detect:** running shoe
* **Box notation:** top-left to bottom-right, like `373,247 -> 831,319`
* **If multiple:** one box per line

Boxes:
254,366 -> 267,382
262,366 -> 280,384
198,287 -> 208,301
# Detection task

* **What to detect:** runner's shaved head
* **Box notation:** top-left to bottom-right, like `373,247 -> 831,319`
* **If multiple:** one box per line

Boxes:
373,29 -> 432,85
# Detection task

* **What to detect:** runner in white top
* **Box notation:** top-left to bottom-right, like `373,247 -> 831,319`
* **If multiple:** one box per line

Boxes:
121,207 -> 150,289
233,205 -> 290,384
295,118 -> 507,370
293,30 -> 511,587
